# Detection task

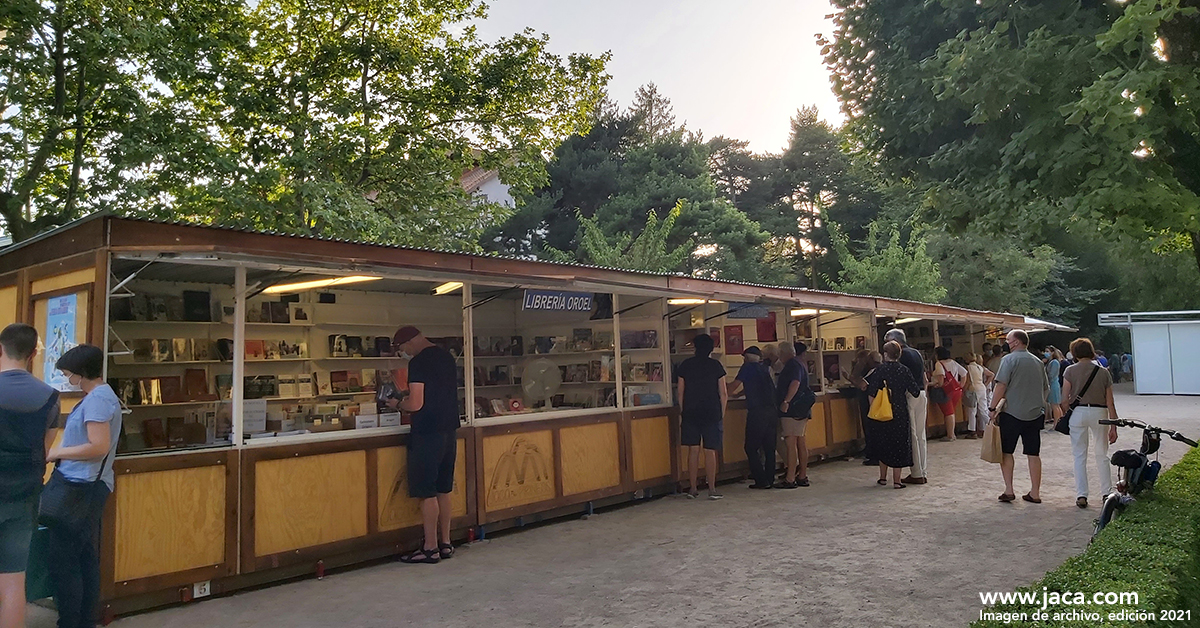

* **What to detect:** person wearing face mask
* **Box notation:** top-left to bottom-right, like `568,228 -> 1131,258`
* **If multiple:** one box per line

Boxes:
393,326 -> 460,564
1043,346 -> 1064,429
45,344 -> 120,628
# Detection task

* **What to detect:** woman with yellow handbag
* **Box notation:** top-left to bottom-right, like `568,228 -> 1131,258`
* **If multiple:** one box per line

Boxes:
866,341 -> 924,489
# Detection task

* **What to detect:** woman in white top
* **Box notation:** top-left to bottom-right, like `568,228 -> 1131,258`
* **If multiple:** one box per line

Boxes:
932,346 -> 968,441
1060,337 -> 1118,509
964,354 -> 995,439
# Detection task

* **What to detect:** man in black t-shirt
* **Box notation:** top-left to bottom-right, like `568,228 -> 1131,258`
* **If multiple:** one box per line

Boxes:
675,333 -> 727,500
394,326 -> 460,564
884,328 -> 930,484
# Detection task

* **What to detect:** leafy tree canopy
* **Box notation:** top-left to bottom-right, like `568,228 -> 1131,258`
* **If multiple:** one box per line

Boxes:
821,0 -> 1200,272
1,0 -> 610,248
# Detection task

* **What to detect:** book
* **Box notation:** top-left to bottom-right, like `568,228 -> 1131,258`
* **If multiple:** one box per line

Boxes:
138,378 -> 163,405
152,339 -> 174,362
330,370 -> 350,394
572,328 -> 593,351
756,312 -> 778,343
589,360 -> 602,382
362,336 -> 378,357
182,291 -> 212,322
490,398 -> 508,415
172,338 -> 193,362
329,335 -> 349,357
594,331 -> 614,351
130,339 -> 154,363
297,373 -> 314,397
215,374 -> 233,400
648,362 -> 664,382
244,375 -> 278,399
278,375 -> 298,398
268,302 -> 290,324
215,338 -> 235,361
142,419 -> 167,448
264,340 -> 281,360
192,339 -> 212,361
183,369 -> 210,400
375,337 -> 394,357
245,340 -> 265,360
346,370 -> 363,392
148,296 -> 170,321
492,365 -> 511,385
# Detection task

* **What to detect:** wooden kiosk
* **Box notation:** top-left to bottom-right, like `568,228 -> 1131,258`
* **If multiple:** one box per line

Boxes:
0,215 -> 1030,617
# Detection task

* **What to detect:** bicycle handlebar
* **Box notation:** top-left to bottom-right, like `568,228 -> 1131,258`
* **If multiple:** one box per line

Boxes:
1099,419 -> 1198,447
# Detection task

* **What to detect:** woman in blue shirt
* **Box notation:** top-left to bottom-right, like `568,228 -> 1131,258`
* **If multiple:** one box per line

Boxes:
45,344 -> 121,628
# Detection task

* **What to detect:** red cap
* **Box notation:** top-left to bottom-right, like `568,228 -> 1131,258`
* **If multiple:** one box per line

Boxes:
393,326 -> 421,347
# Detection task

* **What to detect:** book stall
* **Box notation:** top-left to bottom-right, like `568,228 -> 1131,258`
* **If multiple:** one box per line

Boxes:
0,214 -> 1031,617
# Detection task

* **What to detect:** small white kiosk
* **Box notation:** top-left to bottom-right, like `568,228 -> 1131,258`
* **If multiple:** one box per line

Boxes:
1098,311 -> 1200,395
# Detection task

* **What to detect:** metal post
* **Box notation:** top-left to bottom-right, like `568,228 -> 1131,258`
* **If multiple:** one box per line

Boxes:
613,293 -> 623,410
232,264 -> 246,447
463,282 -> 475,425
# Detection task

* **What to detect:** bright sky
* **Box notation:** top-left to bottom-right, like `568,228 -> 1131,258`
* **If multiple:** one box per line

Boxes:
476,0 -> 844,154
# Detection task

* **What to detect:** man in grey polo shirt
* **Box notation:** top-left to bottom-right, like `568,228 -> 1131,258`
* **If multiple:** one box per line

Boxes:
989,330 -> 1049,504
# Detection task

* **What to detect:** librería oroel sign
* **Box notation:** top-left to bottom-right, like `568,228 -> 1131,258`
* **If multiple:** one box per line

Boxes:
522,290 -> 593,312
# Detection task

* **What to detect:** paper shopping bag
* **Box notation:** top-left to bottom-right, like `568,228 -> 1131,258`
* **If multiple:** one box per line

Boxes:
980,422 -> 1003,464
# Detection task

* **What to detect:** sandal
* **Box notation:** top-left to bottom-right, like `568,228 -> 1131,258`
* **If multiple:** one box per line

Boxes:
439,542 -> 455,560
796,478 -> 810,487
893,482 -> 906,489
1022,493 -> 1042,504
398,547 -> 440,564
998,493 -> 1016,503
774,480 -> 799,489
877,478 -> 888,486
685,491 -> 700,499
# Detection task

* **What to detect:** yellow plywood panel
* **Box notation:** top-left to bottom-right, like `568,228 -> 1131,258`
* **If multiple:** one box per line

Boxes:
31,290 -> 89,385
807,401 -> 828,449
722,408 -> 747,464
830,397 -> 859,444
255,451 -> 367,556
30,268 -> 95,296
114,466 -> 226,582
631,416 -> 671,482
0,286 -> 17,330
560,423 -> 620,496
376,439 -> 468,532
482,431 -> 555,512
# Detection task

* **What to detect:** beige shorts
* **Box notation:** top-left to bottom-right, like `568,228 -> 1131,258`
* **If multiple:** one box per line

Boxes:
781,417 -> 810,437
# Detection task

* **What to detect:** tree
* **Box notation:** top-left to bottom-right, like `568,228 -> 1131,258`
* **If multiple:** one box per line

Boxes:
924,227 -> 1056,315
483,90 -> 789,283
0,0 -> 240,241
570,200 -> 691,272
1,0 -> 609,248
828,219 -> 946,303
631,82 -> 677,138
822,0 -> 1200,273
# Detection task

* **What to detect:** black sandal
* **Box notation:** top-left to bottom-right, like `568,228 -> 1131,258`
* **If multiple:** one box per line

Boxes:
398,547 -> 440,564
439,542 -> 455,560
877,478 -> 888,486
893,482 -> 906,489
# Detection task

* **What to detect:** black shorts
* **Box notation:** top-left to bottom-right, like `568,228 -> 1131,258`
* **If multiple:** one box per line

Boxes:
681,420 -> 722,451
408,430 -> 457,499
0,498 -> 36,573
998,412 -> 1043,456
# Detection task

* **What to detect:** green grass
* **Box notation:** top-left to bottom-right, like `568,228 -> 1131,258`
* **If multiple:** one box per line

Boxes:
971,447 -> 1200,628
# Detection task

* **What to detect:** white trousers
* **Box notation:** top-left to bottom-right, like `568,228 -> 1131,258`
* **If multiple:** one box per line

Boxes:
968,387 -> 989,431
907,391 -> 928,478
1070,407 -> 1112,499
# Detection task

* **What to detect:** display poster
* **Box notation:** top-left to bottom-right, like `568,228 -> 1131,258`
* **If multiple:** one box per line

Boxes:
243,399 -> 268,433
724,325 -> 744,355
756,312 -> 778,343
44,294 -> 78,392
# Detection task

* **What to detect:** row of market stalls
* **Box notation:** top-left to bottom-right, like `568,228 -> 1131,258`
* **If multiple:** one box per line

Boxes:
0,214 -> 1053,616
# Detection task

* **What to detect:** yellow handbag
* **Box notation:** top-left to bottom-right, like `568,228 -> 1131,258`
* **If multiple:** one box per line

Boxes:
868,382 -> 893,421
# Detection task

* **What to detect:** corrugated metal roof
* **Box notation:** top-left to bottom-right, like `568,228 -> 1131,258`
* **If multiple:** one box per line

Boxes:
0,211 -> 1069,328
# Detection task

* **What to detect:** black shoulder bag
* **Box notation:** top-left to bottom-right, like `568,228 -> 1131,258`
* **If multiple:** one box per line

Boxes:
38,451 -> 111,531
1054,365 -> 1100,436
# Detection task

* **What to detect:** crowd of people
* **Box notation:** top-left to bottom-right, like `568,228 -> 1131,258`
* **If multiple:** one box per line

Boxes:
676,328 -> 1128,510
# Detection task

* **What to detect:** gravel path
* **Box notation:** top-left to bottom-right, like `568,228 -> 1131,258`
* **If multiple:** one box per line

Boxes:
30,384 -> 1199,628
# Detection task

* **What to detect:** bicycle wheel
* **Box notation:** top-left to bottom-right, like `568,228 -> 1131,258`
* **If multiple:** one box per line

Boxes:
1092,496 -> 1121,541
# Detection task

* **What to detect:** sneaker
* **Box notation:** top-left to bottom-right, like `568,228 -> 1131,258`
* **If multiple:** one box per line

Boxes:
901,475 -> 928,485
708,491 -> 724,500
